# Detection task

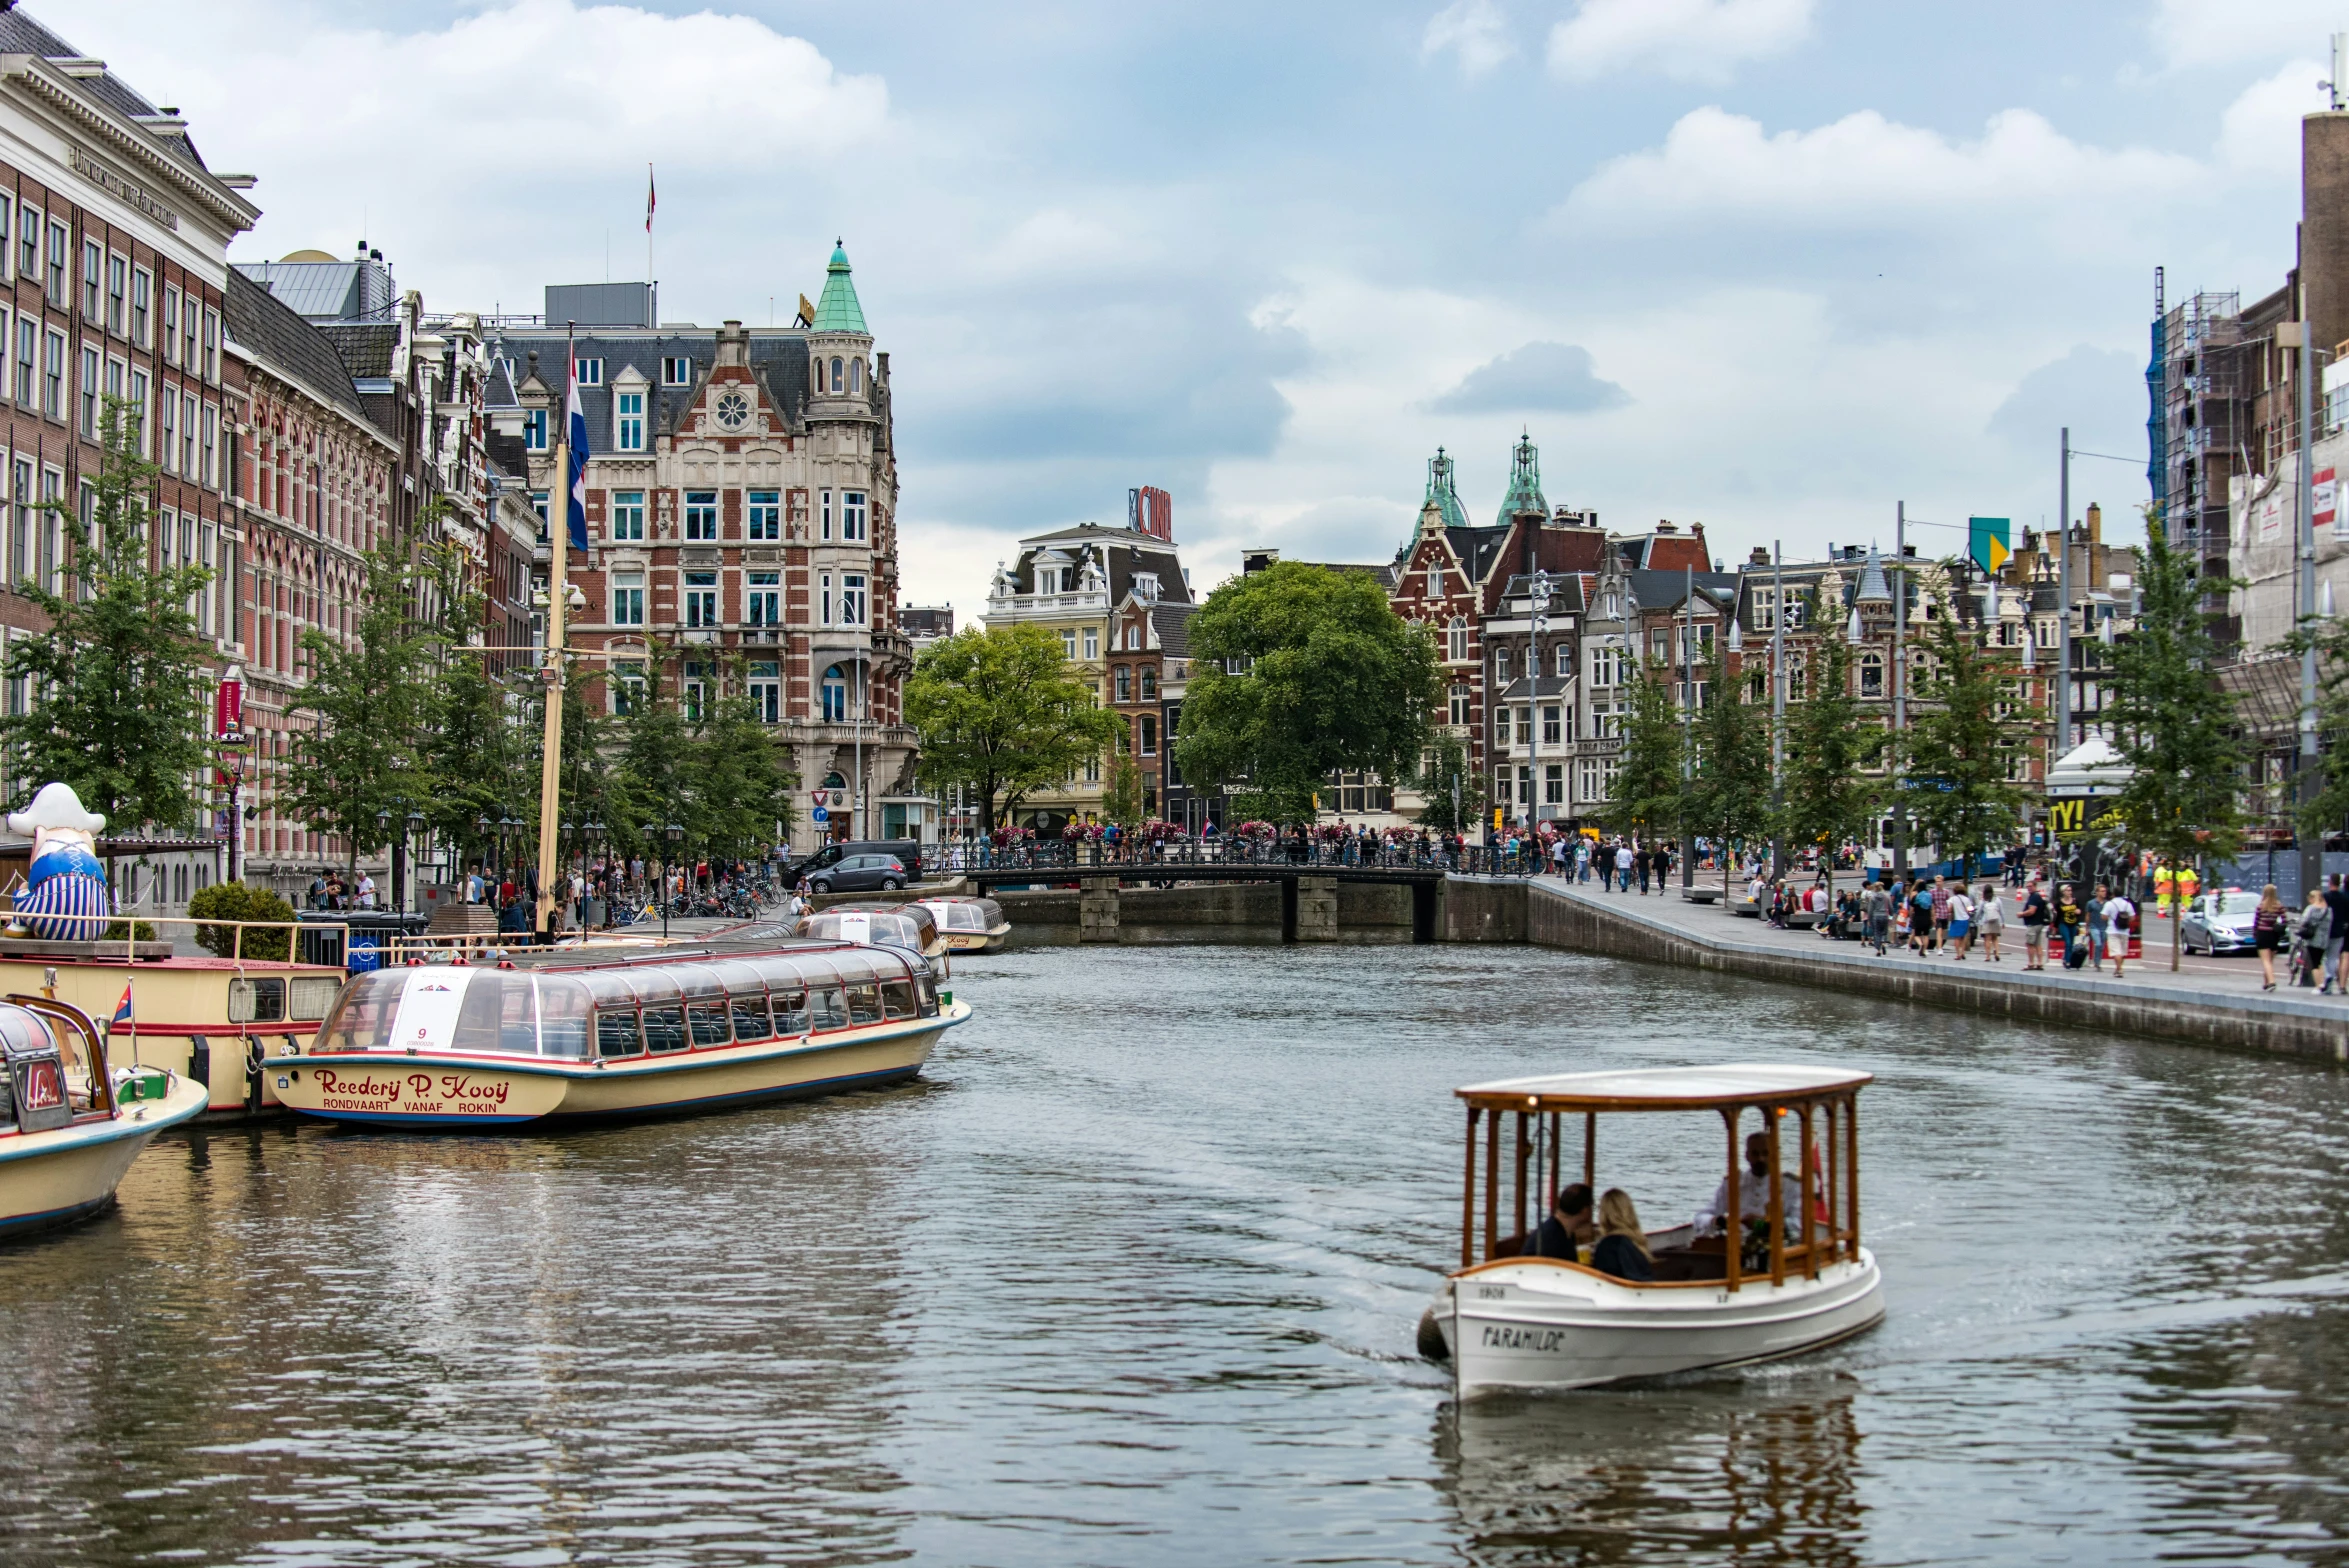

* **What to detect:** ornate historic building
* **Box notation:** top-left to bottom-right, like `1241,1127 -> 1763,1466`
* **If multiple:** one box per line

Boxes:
496,246 -> 918,853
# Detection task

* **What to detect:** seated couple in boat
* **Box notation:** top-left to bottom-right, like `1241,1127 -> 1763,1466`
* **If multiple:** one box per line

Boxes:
1526,1183 -> 1655,1282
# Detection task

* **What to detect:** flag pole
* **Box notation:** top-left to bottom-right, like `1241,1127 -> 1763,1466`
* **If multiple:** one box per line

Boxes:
534,325 -> 574,940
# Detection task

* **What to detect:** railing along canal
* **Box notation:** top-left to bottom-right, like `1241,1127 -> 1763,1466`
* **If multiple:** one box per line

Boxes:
929,840 -> 1535,878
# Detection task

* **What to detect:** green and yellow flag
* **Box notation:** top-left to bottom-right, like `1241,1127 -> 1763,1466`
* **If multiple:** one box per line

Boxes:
1969,516 -> 2011,575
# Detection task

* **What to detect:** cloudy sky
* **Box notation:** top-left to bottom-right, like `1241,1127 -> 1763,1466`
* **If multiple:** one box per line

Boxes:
41,0 -> 2344,610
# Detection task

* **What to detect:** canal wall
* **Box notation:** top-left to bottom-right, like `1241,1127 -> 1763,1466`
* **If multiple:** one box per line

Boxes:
991,880 -> 1424,946
1522,879 -> 2349,1066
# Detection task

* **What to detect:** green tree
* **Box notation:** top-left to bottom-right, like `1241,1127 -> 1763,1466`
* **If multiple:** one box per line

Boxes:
283,539 -> 436,877
416,536 -> 533,877
1102,747 -> 1145,829
618,655 -> 695,854
0,400 -> 213,827
1779,634 -> 1879,905
905,623 -> 1119,831
1175,562 -> 1440,822
186,880 -> 296,961
1412,732 -> 1484,832
1604,656 -> 1685,844
2108,511 -> 2245,971
1691,638 -> 1772,897
686,663 -> 797,855
1899,577 -> 2031,878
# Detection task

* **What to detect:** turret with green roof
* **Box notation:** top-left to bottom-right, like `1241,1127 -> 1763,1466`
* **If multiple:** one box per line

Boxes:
1493,430 -> 1547,528
811,240 -> 868,334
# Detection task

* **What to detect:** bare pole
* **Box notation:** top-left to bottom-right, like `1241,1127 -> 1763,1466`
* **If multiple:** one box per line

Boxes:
1682,563 -> 1694,887
533,325 -> 575,938
1892,502 -> 1907,878
2058,428 -> 2073,763
1770,540 -> 1785,877
2300,315 -> 2322,900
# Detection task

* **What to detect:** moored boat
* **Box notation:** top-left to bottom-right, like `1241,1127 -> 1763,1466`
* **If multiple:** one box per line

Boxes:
913,895 -> 1011,952
796,903 -> 949,962
268,939 -> 967,1129
0,994 -> 207,1240
1424,1064 -> 1883,1394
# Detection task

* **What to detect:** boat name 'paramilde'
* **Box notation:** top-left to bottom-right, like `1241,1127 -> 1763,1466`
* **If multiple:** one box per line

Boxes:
1481,1325 -> 1567,1352
313,1068 -> 508,1107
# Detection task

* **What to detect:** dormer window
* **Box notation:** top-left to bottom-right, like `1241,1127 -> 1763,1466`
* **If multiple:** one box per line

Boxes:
662,356 -> 694,386
574,358 -> 603,386
1134,571 -> 1160,602
614,390 -> 645,452
523,408 -> 547,452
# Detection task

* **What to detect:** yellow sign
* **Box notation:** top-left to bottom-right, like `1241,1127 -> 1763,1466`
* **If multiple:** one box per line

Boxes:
2047,798 -> 2087,836
1492,807 -> 1504,832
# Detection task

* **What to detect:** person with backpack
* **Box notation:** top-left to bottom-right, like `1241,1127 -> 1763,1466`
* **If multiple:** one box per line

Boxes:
2020,879 -> 2051,970
2296,888 -> 2331,987
1976,882 -> 2005,962
2104,886 -> 2136,978
2254,884 -> 2289,990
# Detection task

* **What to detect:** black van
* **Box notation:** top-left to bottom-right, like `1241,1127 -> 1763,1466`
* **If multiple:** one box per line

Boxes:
788,839 -> 923,886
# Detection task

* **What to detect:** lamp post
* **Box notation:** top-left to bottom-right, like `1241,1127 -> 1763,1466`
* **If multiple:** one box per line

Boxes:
1528,569 -> 1549,836
376,808 -> 392,911
583,819 -> 606,928
662,821 -> 684,940
405,809 -> 424,913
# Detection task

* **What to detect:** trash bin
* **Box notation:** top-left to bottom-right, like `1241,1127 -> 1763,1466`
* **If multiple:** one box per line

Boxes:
298,911 -> 432,970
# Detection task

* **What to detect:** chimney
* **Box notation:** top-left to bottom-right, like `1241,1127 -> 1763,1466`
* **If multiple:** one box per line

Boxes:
2086,502 -> 2102,544
1655,520 -> 1677,534
1748,546 -> 1769,566
716,320 -> 750,368
2303,108 -> 2349,379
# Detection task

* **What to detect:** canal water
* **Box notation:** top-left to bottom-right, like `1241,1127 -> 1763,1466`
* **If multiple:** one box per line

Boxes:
4,944 -> 2348,1566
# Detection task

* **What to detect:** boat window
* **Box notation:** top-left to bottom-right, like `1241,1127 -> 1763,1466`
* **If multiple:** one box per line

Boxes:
879,978 -> 916,1020
846,982 -> 882,1025
773,989 -> 810,1033
0,1006 -> 58,1065
810,986 -> 847,1030
730,993 -> 773,1042
687,999 -> 732,1047
449,971 -> 540,1057
538,976 -> 592,1059
916,974 -> 940,1017
594,1009 -> 642,1059
642,1003 -> 688,1053
950,905 -> 984,931
313,972 -> 404,1053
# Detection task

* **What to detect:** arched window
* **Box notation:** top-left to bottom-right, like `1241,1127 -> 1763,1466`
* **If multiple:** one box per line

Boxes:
830,356 -> 844,394
1139,668 -> 1156,701
821,665 -> 848,722
850,358 -> 864,395
1447,616 -> 1468,662
1113,665 -> 1132,703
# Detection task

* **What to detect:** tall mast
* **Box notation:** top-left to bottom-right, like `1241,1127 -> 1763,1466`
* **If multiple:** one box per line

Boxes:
534,324 -> 575,937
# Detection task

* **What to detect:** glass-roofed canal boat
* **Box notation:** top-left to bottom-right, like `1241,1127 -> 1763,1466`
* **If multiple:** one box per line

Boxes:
268,938 -> 968,1129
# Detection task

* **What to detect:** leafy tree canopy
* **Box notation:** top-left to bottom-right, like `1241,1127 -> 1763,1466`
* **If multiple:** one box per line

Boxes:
905,622 -> 1117,831
1174,562 -> 1440,822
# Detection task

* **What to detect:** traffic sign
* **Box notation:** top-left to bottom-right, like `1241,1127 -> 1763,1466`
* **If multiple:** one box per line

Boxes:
812,806 -> 829,824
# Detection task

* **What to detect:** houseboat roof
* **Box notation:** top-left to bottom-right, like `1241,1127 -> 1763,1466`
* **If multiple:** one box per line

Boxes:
1457,1063 -> 1872,1112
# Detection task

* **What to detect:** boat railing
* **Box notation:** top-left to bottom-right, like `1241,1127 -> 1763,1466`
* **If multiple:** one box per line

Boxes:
0,910 -> 346,969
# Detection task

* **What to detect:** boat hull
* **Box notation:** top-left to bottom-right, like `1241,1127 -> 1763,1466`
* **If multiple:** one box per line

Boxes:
1439,1250 -> 1883,1394
0,1075 -> 209,1241
268,1004 -> 968,1130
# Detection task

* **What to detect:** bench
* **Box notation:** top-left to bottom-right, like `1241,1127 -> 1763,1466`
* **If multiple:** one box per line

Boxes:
1681,887 -> 1722,904
1730,895 -> 1762,917
1785,909 -> 1821,929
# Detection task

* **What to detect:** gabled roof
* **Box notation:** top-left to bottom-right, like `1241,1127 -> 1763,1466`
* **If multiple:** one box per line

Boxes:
1151,600 -> 1196,660
0,11 -> 205,170
223,269 -> 369,427
811,242 -> 868,334
1627,568 -> 1739,613
317,322 -> 398,380
488,329 -> 815,453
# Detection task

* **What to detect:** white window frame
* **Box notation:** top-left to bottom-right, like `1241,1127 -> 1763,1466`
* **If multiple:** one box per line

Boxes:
842,490 -> 867,541
609,490 -> 645,542
130,266 -> 150,347
747,490 -> 779,540
614,388 -> 645,451
523,407 -> 547,451
746,570 -> 780,626
683,570 -> 718,628
611,571 -> 645,626
662,355 -> 694,386
683,489 -> 717,541
1082,626 -> 1100,660
839,573 -> 866,627
574,357 -> 603,386
105,251 -> 126,336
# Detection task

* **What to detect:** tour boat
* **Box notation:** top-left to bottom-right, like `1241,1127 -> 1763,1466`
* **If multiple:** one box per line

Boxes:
266,939 -> 968,1129
913,895 -> 1011,952
1421,1064 -> 1883,1394
795,904 -> 949,962
0,994 -> 207,1240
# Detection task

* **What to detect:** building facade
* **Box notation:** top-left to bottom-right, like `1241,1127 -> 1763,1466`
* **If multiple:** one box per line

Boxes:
494,247 -> 919,854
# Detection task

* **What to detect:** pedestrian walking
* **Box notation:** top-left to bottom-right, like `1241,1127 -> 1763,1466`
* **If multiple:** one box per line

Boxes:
1929,876 -> 1951,953
1948,885 -> 1973,959
2254,883 -> 2288,990
1866,880 -> 1891,955
1614,841 -> 1633,893
2085,885 -> 2109,972
2105,886 -> 2135,978
1976,882 -> 2004,962
2296,889 -> 2330,987
2325,874 -> 2349,994
2020,879 -> 2050,970
1908,881 -> 1933,955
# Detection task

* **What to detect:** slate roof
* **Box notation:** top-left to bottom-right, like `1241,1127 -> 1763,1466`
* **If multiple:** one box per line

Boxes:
0,12 -> 207,170
223,269 -> 368,425
495,329 -> 815,456
1151,600 -> 1197,660
1627,568 -> 1739,613
317,322 -> 397,379
1009,523 -> 1193,605
1497,570 -> 1589,618
485,431 -> 530,483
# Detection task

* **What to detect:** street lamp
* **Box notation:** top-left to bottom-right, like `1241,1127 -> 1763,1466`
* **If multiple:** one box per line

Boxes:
662,821 -> 685,939
406,808 -> 426,913
1528,569 -> 1550,841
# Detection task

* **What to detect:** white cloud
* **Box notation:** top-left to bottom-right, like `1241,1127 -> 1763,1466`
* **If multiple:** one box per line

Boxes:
1547,0 -> 1812,84
1422,0 -> 1514,78
1563,105 -> 2200,230
2218,58 -> 2327,173
2154,0 -> 2343,70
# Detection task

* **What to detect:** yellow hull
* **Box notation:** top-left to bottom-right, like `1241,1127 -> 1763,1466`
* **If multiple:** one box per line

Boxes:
0,1074 -> 208,1240
267,1002 -> 970,1129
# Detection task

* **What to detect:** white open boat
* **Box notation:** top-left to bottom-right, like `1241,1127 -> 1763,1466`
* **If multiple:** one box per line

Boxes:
1424,1064 -> 1883,1394
0,995 -> 207,1239
267,939 -> 968,1129
913,895 -> 1011,952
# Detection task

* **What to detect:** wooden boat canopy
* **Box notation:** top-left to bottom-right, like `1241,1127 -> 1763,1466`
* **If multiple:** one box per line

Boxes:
1457,1064 -> 1872,1114
312,944 -> 941,1063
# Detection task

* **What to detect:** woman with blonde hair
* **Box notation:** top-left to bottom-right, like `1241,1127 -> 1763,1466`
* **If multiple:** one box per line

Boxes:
1591,1188 -> 1655,1282
2254,882 -> 2289,990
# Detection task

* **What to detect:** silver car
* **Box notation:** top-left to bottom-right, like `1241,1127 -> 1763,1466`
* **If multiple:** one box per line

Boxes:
2181,890 -> 2260,955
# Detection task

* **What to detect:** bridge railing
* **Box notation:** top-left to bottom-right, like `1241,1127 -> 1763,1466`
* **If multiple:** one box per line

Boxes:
926,839 -> 1535,879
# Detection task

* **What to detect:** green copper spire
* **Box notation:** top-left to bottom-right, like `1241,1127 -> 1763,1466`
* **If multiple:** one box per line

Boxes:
1494,430 -> 1547,527
1424,446 -> 1470,530
811,239 -> 868,333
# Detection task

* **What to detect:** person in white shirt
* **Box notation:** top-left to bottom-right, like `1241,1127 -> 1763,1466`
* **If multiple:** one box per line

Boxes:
2104,890 -> 2136,978
1947,888 -> 1974,959
355,872 -> 377,910
1702,1131 -> 1807,1238
1614,842 -> 1634,892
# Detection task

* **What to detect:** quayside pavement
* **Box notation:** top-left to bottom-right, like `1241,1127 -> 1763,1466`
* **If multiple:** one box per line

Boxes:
1523,876 -> 2349,1066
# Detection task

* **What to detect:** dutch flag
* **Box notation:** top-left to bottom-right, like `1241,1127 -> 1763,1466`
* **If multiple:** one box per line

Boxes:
564,365 -> 591,553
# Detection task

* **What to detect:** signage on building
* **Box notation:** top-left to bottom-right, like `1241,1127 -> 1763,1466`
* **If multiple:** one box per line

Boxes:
215,672 -> 242,739
2319,467 -> 2339,535
68,144 -> 180,231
